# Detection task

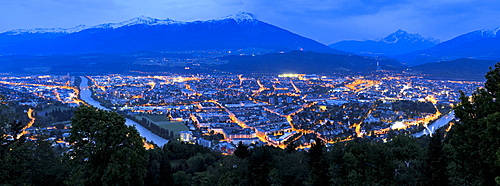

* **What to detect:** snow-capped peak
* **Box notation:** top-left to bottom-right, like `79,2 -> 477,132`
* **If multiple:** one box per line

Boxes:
465,27 -> 500,39
213,12 -> 257,23
4,24 -> 91,35
381,29 -> 439,44
2,12 -> 257,35
93,16 -> 182,29
3,16 -> 182,35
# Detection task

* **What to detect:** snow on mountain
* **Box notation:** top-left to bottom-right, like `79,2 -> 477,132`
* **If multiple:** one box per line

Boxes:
0,12 -> 339,55
329,30 -> 439,56
381,29 -> 439,44
2,12 -> 257,35
461,27 -> 500,39
92,16 -> 182,29
396,27 -> 500,66
4,25 -> 91,35
212,12 -> 257,23
3,16 -> 182,35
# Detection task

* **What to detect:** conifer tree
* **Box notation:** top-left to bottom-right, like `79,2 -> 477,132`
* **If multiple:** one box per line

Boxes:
234,141 -> 249,159
446,63 -> 500,185
307,138 -> 329,185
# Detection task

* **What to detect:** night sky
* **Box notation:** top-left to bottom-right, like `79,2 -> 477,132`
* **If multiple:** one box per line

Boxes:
1,0 -> 500,44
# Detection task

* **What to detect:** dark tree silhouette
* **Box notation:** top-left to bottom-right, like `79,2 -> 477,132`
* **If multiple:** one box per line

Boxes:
66,106 -> 147,185
446,63 -> 500,185
307,138 -> 330,185
234,141 -> 249,159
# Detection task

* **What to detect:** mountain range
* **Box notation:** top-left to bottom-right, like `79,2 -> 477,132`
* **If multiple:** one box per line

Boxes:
0,12 -> 340,55
329,28 -> 500,67
329,30 -> 440,56
1,12 -> 500,78
395,28 -> 500,66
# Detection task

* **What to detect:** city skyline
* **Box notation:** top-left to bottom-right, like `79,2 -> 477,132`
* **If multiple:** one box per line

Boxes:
2,0 -> 500,44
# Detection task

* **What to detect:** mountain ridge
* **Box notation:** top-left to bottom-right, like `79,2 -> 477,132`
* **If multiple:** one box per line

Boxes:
0,12 -> 341,55
329,30 -> 439,56
380,29 -> 439,44
2,12 -> 260,35
396,27 -> 500,66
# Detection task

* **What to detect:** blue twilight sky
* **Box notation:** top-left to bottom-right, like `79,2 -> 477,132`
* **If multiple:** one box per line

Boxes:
1,0 -> 500,44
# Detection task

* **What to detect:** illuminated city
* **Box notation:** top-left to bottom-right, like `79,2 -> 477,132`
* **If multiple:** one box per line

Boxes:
0,72 -> 481,152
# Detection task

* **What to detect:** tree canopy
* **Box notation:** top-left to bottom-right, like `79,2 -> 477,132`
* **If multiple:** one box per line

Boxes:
66,105 -> 147,185
446,63 -> 500,185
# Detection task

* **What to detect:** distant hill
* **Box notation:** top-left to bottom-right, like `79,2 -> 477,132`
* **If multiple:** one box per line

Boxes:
397,28 -> 500,66
0,12 -> 342,55
215,51 -> 406,74
407,58 -> 499,80
0,52 -> 199,75
329,30 -> 439,56
0,51 -> 405,75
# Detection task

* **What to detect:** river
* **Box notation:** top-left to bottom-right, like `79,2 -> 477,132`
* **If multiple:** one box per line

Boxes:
78,76 -> 169,146
413,111 -> 455,138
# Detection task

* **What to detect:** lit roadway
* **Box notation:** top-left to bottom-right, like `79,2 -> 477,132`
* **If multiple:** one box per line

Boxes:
206,100 -> 250,129
206,100 -> 269,143
354,100 -> 380,137
253,79 -> 268,95
262,101 -> 340,149
290,80 -> 301,93
18,108 -> 35,139
263,101 -> 316,147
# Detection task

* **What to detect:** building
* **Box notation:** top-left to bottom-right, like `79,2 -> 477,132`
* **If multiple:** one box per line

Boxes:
179,131 -> 194,143
196,138 -> 212,148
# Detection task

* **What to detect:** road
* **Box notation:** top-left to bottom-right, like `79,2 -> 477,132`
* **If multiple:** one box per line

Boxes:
18,108 -> 36,139
79,76 -> 169,146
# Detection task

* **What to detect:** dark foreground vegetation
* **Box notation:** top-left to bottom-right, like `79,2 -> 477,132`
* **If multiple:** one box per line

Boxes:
1,64 -> 500,185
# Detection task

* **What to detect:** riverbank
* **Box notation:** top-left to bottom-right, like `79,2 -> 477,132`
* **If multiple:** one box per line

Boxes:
78,76 -> 169,146
413,111 -> 455,138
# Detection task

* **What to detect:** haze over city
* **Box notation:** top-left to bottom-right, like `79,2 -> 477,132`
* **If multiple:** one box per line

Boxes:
2,0 -> 500,44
